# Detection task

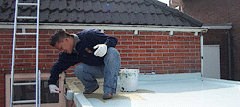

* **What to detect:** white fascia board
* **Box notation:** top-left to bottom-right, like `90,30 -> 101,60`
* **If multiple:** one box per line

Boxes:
0,23 -> 208,33
202,25 -> 232,29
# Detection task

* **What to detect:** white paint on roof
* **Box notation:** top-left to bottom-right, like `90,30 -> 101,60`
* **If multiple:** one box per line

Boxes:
75,73 -> 240,107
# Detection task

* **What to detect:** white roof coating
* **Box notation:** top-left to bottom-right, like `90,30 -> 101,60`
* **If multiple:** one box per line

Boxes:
71,73 -> 240,107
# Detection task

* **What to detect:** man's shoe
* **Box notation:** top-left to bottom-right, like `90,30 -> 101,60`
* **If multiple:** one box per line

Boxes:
83,85 -> 99,94
103,93 -> 113,100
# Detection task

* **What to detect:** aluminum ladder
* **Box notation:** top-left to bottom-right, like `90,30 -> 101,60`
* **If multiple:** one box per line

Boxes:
10,0 -> 41,107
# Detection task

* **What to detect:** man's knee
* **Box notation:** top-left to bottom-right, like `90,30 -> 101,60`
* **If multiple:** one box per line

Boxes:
105,47 -> 120,59
74,64 -> 83,75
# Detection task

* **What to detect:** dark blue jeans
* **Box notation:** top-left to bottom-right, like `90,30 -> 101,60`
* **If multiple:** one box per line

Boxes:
73,47 -> 121,94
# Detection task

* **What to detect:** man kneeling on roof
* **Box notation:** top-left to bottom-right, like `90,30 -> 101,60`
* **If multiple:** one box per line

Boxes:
48,29 -> 121,100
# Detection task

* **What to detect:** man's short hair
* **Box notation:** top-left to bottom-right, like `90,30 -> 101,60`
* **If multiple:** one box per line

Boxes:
49,29 -> 72,47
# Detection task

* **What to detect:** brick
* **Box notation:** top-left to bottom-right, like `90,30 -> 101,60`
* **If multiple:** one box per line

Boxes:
133,57 -> 145,61
169,42 -> 189,45
163,53 -> 174,56
157,57 -> 168,60
0,50 -> 9,54
190,49 -> 200,52
152,45 -> 162,48
2,46 -> 12,49
169,49 -> 189,52
163,45 -> 174,48
116,46 -> 128,49
4,30 -> 13,34
104,31 -> 113,34
133,36 -> 145,39
157,42 -> 168,45
0,42 -> 10,45
127,39 -> 138,41
121,41 -> 132,45
146,57 -> 156,60
163,60 -> 174,63
114,31 -> 127,34
133,49 -> 145,53
140,31 -> 152,35
140,61 -> 151,64
163,32 -> 169,35
128,53 -> 139,57
121,36 -> 132,39
152,53 -> 163,56
146,49 -> 155,52
153,32 -> 163,35
140,45 -> 151,48
121,58 -> 132,61
133,42 -> 145,45
146,42 -> 156,45
156,49 -> 168,52
126,31 -> 134,34
122,50 -> 132,53
2,55 -> 12,59
128,61 -> 139,64
140,53 -> 151,57
173,32 -> 184,35
184,32 -> 195,36
120,54 -> 127,57
153,61 -> 162,64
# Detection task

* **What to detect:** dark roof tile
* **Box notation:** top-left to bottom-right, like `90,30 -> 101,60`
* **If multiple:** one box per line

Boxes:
84,0 -> 92,12
39,10 -> 49,22
85,11 -> 95,23
68,11 -> 77,22
136,13 -> 146,24
131,3 -> 141,13
49,0 -> 59,10
145,13 -> 154,25
49,10 -> 59,22
120,13 -> 130,24
76,0 -> 84,11
40,0 -> 50,10
166,15 -> 177,26
112,13 -> 121,23
94,12 -> 104,23
67,0 -> 77,11
0,0 -> 203,27
92,1 -> 101,12
103,13 -> 112,23
158,14 -> 169,26
130,13 -> 138,24
77,11 -> 85,22
59,10 -> 67,22
59,0 -> 66,11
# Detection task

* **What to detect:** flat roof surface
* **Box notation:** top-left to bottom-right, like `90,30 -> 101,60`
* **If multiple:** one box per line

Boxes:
67,73 -> 240,107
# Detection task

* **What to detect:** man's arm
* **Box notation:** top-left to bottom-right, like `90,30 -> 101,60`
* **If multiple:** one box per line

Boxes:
48,52 -> 79,85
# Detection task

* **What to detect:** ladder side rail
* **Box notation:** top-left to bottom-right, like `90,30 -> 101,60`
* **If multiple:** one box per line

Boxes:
36,0 -> 41,106
38,70 -> 41,107
10,0 -> 19,106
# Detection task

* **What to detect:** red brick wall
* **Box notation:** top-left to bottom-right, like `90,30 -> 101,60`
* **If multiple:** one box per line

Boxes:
0,28 -> 201,106
176,0 -> 240,80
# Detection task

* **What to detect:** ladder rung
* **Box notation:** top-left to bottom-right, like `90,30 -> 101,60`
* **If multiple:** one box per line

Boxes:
15,48 -> 36,50
16,33 -> 37,35
18,3 -> 38,6
17,16 -> 37,19
13,100 -> 36,104
13,82 -> 36,86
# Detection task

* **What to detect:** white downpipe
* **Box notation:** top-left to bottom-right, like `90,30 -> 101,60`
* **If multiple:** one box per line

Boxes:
201,34 -> 204,77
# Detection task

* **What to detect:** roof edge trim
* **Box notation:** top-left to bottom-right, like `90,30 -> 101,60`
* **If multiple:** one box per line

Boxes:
0,23 -> 208,33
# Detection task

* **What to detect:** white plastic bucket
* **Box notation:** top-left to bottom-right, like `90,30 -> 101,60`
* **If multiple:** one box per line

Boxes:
119,69 -> 139,92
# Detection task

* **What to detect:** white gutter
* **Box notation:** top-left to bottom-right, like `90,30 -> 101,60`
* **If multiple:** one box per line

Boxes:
0,23 -> 208,35
202,23 -> 232,30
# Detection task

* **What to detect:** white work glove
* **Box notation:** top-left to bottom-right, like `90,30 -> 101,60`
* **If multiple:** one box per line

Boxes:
49,84 -> 60,93
93,44 -> 107,57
